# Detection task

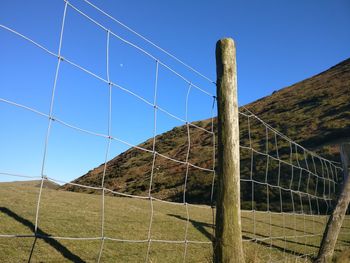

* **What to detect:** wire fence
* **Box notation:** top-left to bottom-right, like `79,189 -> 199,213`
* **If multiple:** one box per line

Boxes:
0,0 -> 348,262
238,107 -> 345,261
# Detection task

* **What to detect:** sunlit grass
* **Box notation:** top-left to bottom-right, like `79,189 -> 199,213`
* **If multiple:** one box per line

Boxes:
0,181 -> 349,262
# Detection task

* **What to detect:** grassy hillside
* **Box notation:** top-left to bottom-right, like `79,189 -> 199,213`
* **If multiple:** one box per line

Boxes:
62,58 -> 350,208
1,181 -> 350,262
4,180 -> 60,190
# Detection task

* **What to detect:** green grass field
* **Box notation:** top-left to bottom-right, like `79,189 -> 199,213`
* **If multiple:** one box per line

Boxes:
0,180 -> 349,262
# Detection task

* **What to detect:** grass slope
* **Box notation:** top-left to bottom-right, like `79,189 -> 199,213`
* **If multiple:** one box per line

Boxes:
1,182 -> 350,262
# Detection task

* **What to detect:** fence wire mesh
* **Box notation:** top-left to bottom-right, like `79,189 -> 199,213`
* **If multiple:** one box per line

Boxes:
0,0 -> 348,262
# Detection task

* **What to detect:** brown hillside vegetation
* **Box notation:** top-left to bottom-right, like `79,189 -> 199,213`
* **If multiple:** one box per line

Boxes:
62,58 -> 350,206
246,58 -> 350,157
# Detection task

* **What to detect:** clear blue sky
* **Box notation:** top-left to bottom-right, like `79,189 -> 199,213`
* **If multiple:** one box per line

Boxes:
1,0 -> 349,183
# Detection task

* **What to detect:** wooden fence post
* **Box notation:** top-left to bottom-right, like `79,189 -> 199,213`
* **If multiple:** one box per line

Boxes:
214,38 -> 245,263
315,143 -> 350,263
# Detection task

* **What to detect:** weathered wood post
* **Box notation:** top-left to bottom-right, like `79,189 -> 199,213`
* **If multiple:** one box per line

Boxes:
315,143 -> 350,263
214,38 -> 245,263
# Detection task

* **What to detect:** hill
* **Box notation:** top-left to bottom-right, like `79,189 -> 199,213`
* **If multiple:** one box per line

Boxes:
62,58 -> 350,207
245,58 -> 350,156
1,180 -> 60,190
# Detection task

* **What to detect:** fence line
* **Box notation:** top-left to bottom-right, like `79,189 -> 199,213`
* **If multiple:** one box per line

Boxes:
237,105 -> 343,261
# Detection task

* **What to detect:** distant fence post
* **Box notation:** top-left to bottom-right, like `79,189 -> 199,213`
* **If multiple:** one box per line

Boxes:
315,143 -> 350,263
214,38 -> 245,263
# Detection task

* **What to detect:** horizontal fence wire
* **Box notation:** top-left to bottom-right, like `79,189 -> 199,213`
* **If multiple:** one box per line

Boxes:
0,0 -> 347,262
238,106 -> 343,261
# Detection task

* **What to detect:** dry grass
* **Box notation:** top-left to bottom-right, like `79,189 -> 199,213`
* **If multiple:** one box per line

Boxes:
0,181 -> 349,262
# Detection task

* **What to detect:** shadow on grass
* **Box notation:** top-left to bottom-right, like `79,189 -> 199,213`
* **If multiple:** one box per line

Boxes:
0,207 -> 85,263
338,239 -> 350,245
241,214 -> 316,235
168,213 -> 316,260
168,214 -> 214,241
